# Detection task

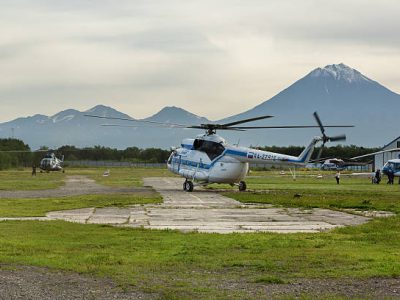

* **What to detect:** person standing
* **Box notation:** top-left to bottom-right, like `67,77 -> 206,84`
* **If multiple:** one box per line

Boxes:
335,171 -> 340,184
32,164 -> 37,176
387,168 -> 394,184
389,170 -> 394,185
375,169 -> 381,184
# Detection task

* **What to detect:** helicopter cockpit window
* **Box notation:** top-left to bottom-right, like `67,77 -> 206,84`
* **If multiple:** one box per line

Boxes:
168,151 -> 179,164
167,152 -> 175,164
42,159 -> 50,166
387,162 -> 394,169
193,139 -> 225,160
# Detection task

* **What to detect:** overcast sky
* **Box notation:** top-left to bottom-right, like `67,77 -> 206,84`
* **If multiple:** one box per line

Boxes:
1,0 -> 399,122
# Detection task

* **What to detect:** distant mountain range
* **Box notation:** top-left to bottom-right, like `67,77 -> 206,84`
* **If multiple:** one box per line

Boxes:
1,63 -> 399,149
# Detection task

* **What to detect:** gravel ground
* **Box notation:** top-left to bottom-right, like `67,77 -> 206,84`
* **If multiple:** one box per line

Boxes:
0,265 -> 155,300
249,277 -> 400,299
0,176 -> 152,199
0,265 -> 399,299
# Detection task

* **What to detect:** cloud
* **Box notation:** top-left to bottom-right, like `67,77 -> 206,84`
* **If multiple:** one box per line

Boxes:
0,0 -> 399,122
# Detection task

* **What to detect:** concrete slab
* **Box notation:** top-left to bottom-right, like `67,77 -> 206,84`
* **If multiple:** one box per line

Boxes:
1,177 -> 394,234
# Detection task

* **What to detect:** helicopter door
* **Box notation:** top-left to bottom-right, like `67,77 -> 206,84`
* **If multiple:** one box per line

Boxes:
173,154 -> 181,173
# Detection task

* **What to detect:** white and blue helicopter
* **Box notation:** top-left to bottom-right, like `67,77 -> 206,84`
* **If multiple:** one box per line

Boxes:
351,148 -> 400,181
86,112 -> 352,192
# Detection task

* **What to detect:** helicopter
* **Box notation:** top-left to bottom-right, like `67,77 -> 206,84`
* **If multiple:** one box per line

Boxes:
311,157 -> 369,171
38,152 -> 65,173
351,148 -> 400,180
0,148 -> 65,173
86,112 -> 353,191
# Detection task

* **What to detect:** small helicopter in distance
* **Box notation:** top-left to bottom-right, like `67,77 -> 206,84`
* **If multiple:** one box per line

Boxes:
86,112 -> 353,191
0,148 -> 65,173
39,152 -> 65,173
311,158 -> 369,171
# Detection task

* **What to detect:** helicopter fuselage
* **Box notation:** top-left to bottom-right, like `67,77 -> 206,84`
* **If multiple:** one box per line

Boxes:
167,134 -> 319,186
382,159 -> 400,177
39,153 -> 64,172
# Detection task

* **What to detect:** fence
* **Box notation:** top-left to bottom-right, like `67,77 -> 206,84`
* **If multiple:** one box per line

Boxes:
65,160 -> 166,168
65,160 -> 372,171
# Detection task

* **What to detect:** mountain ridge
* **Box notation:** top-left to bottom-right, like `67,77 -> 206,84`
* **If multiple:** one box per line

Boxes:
1,64 -> 399,149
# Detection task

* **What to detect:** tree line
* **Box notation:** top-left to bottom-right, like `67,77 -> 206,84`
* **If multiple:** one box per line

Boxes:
0,138 -> 379,170
0,138 -> 171,169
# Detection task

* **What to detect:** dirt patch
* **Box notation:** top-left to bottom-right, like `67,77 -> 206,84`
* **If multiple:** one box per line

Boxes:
0,265 -> 399,299
0,265 -> 156,300
0,176 -> 152,199
247,277 -> 400,299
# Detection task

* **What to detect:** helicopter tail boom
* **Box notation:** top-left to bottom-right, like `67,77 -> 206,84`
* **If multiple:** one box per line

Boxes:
228,137 -> 321,166
295,137 -> 321,164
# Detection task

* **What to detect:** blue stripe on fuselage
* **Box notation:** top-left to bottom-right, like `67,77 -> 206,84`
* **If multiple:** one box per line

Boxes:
225,149 -> 248,157
173,148 -> 247,171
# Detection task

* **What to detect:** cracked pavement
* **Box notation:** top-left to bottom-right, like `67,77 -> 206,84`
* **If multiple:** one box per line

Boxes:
2,177 -> 393,233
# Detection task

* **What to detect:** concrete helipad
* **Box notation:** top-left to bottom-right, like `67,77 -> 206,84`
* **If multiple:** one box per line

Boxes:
2,176 -> 390,234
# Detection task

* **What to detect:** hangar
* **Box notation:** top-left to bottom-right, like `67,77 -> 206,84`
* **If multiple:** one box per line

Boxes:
374,136 -> 400,171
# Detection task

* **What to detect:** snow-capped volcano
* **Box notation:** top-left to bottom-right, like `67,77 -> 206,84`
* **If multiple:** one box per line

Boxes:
1,63 -> 399,148
309,63 -> 373,83
219,63 -> 400,147
50,109 -> 79,123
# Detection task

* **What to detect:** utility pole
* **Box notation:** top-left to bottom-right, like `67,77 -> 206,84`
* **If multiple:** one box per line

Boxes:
11,127 -> 15,138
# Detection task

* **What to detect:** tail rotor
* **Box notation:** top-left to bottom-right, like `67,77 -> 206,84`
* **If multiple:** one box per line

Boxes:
313,112 -> 347,159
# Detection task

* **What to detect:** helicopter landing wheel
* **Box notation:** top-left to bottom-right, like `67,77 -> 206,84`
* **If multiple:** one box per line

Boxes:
238,181 -> 247,192
183,180 -> 194,192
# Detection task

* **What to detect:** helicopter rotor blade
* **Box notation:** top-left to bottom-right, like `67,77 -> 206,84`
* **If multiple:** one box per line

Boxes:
230,125 -> 354,129
101,124 -> 187,128
317,144 -> 325,160
0,149 -> 53,153
313,111 -> 325,136
86,112 -> 353,136
328,134 -> 346,142
84,114 -> 190,128
221,115 -> 273,127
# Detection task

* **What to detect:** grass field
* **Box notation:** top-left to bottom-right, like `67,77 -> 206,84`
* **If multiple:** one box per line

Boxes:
0,167 -> 173,190
0,170 -> 66,190
0,194 -> 161,217
0,168 -> 399,298
222,172 -> 400,214
0,167 -> 167,217
66,167 -> 174,187
0,217 -> 398,298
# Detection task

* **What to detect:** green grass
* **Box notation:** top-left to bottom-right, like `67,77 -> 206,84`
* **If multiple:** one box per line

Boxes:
0,168 -> 399,298
0,193 -> 161,217
0,167 -> 172,191
66,167 -> 174,187
207,171 -> 400,213
0,218 -> 399,298
0,170 -> 66,190
0,168 -> 166,217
